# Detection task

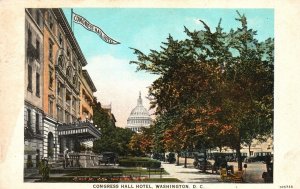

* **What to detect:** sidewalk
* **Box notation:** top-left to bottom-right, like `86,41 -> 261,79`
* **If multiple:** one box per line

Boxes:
161,159 -> 220,183
161,158 -> 266,183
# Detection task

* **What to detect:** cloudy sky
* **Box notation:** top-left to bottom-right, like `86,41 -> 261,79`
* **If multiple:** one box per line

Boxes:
62,8 -> 274,128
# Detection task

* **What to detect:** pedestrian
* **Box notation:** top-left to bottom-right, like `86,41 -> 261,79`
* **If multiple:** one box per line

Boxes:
265,154 -> 272,173
64,148 -> 69,168
213,156 -> 220,174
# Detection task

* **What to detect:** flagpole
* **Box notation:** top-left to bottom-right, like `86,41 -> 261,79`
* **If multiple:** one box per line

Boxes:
71,8 -> 73,32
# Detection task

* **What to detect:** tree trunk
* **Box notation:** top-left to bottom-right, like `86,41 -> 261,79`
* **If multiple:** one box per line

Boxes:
184,151 -> 187,168
176,151 -> 180,166
248,143 -> 251,157
236,134 -> 243,171
236,145 -> 242,171
203,148 -> 207,173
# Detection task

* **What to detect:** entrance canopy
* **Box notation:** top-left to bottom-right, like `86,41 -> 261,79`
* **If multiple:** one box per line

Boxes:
58,121 -> 101,141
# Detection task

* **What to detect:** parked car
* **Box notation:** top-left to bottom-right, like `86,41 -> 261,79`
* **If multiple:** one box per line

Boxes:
166,152 -> 176,164
99,152 -> 118,165
209,152 -> 247,162
193,152 -> 213,171
152,153 -> 165,161
244,152 -> 272,163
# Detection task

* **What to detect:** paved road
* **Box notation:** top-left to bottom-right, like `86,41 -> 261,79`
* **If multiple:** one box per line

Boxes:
161,158 -> 220,183
227,161 -> 266,183
161,162 -> 220,183
161,157 -> 267,183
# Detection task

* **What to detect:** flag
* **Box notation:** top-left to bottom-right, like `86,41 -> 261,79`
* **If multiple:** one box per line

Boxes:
72,12 -> 120,45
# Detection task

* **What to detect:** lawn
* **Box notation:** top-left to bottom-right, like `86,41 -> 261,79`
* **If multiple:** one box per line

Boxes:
36,177 -> 181,183
40,157 -> 173,183
65,168 -> 168,176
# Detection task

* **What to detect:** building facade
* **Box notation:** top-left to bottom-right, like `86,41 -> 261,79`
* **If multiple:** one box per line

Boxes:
102,104 -> 117,127
25,8 -> 44,169
24,8 -> 101,169
126,92 -> 152,132
80,70 -> 97,121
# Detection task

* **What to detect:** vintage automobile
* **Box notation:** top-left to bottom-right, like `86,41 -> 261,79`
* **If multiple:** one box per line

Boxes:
98,152 -> 118,165
166,152 -> 176,164
244,152 -> 272,163
193,152 -> 213,171
208,152 -> 247,162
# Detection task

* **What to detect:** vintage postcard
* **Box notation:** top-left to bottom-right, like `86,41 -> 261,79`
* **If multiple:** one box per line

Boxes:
0,1 -> 299,189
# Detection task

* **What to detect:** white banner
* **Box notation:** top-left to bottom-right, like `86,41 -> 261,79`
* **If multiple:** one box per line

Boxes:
72,12 -> 120,45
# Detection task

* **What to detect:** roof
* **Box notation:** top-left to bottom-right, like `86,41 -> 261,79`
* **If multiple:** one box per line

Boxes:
52,8 -> 88,67
82,70 -> 97,92
58,121 -> 101,140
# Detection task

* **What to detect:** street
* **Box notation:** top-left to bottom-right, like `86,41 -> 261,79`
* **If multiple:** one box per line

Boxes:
228,161 -> 266,183
161,157 -> 268,183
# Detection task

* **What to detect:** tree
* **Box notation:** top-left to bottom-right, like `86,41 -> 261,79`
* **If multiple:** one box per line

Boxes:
128,126 -> 155,156
163,123 -> 186,166
92,101 -> 134,156
131,11 -> 273,171
128,133 -> 144,156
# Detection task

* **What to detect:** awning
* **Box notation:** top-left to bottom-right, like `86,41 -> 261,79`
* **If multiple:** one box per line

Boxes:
57,121 -> 101,141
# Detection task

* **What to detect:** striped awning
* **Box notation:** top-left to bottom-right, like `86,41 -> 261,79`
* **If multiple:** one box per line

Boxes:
57,121 -> 101,141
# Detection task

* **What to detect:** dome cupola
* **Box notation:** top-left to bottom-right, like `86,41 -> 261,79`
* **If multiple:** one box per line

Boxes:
126,92 -> 152,132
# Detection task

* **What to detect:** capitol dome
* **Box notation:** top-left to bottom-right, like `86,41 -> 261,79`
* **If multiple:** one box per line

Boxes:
126,92 -> 152,132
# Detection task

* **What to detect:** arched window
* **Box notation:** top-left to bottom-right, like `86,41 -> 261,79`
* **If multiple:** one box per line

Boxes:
66,66 -> 72,80
58,55 -> 64,69
73,75 -> 77,85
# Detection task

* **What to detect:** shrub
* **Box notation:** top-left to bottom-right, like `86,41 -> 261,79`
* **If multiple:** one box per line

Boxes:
119,157 -> 161,168
26,155 -> 33,168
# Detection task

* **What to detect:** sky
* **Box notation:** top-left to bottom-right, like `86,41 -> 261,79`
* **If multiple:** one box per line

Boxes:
62,8 -> 274,128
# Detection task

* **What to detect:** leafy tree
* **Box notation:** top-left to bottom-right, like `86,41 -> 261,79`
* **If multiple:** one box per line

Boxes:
128,126 -> 155,156
130,11 -> 273,171
128,133 -> 144,156
92,101 -> 134,156
163,123 -> 186,166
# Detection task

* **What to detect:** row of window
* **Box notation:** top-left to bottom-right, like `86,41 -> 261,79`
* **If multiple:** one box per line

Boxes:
82,90 -> 93,107
58,55 -> 79,86
27,9 -> 81,70
27,8 -> 42,29
56,105 -> 77,123
128,119 -> 151,124
27,9 -> 83,124
27,29 -> 41,62
26,108 -> 41,134
130,127 -> 142,132
27,64 -> 40,97
47,10 -> 79,70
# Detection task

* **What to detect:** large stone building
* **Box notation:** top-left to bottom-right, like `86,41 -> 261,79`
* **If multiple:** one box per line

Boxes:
24,8 -> 101,169
126,92 -> 152,132
25,8 -> 44,169
80,70 -> 97,121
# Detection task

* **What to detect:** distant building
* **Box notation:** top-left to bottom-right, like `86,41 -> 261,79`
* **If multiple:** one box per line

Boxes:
240,137 -> 273,157
102,104 -> 117,127
126,92 -> 152,132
